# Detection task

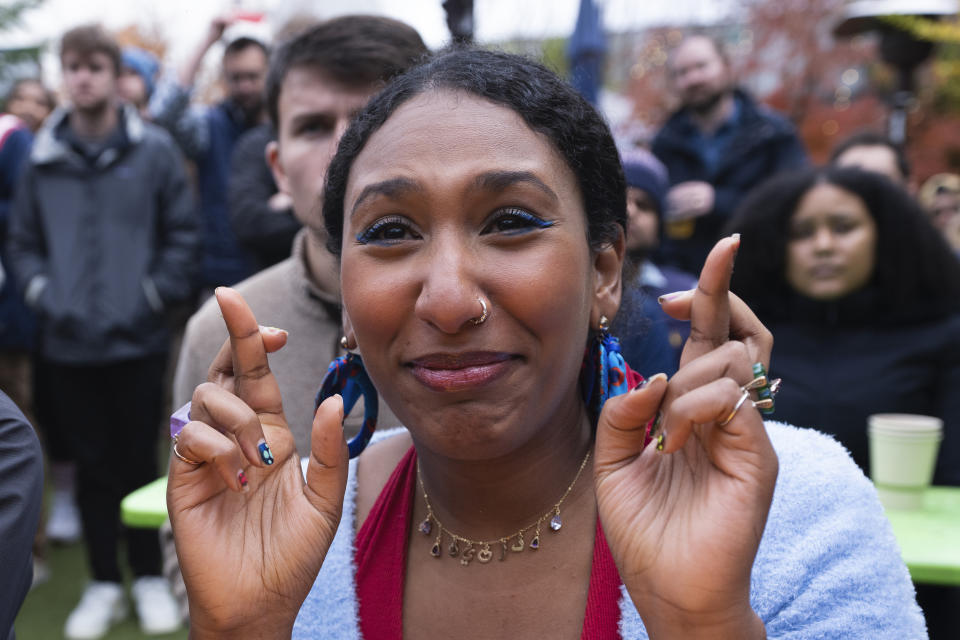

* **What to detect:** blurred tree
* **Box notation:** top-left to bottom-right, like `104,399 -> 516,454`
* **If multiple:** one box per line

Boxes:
0,0 -> 44,99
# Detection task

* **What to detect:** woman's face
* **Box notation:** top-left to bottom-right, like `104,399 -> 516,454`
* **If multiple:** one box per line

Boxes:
786,183 -> 877,301
339,90 -> 622,459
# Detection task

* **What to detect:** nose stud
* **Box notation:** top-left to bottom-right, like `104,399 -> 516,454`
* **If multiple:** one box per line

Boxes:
471,297 -> 489,325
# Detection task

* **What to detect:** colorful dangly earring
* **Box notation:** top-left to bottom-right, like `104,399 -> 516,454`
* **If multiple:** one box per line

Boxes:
315,338 -> 379,458
579,315 -> 629,420
595,315 -> 628,406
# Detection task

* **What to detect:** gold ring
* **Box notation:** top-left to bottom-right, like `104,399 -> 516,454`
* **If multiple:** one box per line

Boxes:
173,439 -> 202,466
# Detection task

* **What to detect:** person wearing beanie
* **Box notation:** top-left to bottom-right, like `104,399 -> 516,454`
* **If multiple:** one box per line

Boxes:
118,47 -> 159,116
612,148 -> 698,373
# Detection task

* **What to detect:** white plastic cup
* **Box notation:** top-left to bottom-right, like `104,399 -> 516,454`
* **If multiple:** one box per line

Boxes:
868,414 -> 943,510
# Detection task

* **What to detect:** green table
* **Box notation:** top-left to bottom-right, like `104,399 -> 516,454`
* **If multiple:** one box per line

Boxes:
120,476 -> 168,528
884,487 -> 960,586
120,477 -> 960,586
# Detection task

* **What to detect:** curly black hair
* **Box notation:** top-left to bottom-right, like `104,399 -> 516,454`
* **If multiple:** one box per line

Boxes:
724,166 -> 960,322
321,47 -> 626,256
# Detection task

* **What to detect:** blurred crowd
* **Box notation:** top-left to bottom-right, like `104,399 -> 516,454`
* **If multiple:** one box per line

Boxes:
1,12 -> 959,640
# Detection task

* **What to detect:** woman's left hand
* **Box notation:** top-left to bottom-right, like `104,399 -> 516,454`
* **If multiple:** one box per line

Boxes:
593,236 -> 777,639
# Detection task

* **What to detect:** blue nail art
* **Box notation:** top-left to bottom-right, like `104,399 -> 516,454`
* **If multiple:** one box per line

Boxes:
258,441 -> 274,465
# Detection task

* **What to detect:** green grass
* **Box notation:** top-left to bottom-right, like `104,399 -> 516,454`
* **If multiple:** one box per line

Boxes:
15,541 -> 188,640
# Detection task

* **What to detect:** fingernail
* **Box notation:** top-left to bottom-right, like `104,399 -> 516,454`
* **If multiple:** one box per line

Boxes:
656,432 -> 666,452
238,469 -> 249,491
634,372 -> 667,391
259,325 -> 287,336
649,411 -> 664,437
657,290 -> 691,305
257,439 -> 275,465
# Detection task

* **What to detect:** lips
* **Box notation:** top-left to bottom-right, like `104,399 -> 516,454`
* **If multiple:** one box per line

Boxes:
809,264 -> 843,279
407,352 -> 517,392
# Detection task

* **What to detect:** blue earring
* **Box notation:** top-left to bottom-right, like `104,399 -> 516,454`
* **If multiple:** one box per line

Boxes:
580,315 -> 629,420
315,345 -> 379,458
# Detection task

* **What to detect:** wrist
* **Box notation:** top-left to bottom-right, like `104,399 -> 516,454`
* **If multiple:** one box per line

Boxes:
189,619 -> 294,640
640,599 -> 764,640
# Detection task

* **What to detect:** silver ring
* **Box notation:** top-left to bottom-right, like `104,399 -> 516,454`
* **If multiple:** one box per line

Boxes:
719,389 -> 751,427
471,297 -> 488,325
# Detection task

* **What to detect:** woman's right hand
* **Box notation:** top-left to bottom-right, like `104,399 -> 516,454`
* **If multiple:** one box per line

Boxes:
167,288 -> 349,639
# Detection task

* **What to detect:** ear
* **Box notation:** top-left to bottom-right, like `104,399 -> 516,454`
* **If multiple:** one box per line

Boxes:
341,307 -> 357,351
265,140 -> 291,195
590,227 -> 626,328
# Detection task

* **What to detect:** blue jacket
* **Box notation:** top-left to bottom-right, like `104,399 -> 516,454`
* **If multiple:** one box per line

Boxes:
7,106 -> 199,364
652,90 -> 807,273
0,115 -> 35,350
151,82 -> 257,287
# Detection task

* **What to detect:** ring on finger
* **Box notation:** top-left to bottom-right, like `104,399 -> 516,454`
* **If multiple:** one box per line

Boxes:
719,389 -> 752,426
745,363 -> 780,415
172,436 -> 203,466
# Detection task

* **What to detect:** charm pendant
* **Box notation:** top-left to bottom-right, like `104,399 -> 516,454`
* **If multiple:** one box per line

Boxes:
448,538 -> 460,557
550,511 -> 563,531
418,517 -> 432,535
530,534 -> 540,550
511,533 -> 525,552
477,543 -> 493,563
460,543 -> 475,566
500,539 -> 508,561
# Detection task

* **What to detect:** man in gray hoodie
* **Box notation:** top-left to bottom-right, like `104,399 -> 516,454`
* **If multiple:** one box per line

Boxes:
7,24 -> 197,640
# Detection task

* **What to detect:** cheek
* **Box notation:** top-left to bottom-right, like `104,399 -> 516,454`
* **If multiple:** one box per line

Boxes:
784,243 -> 807,287
286,145 -> 333,208
846,232 -> 877,282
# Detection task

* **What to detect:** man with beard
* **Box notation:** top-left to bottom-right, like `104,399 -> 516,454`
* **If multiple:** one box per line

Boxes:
652,34 -> 807,273
8,24 -> 195,638
151,16 -> 269,290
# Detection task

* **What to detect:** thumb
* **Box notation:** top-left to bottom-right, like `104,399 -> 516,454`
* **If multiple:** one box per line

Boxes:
595,373 -> 668,477
303,394 -> 349,535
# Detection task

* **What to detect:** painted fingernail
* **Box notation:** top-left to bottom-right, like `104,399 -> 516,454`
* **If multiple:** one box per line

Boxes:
258,439 -> 274,465
649,411 -> 664,437
656,432 -> 666,452
657,289 -> 694,305
634,372 -> 667,391
238,469 -> 249,491
260,325 -> 288,336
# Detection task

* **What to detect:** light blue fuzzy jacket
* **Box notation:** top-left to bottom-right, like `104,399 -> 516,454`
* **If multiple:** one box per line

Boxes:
294,423 -> 927,639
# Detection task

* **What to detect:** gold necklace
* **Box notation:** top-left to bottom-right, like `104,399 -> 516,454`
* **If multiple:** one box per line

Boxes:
416,449 -> 591,566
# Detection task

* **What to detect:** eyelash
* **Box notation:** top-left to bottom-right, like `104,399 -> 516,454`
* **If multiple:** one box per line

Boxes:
355,215 -> 414,244
484,208 -> 554,234
354,208 -> 554,245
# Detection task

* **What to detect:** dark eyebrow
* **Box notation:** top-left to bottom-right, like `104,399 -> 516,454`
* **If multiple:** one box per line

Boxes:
350,177 -> 423,218
472,171 -> 559,204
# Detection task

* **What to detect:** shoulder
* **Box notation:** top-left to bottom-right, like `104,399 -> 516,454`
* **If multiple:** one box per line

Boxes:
182,294 -> 228,350
736,92 -> 797,137
355,428 -> 413,530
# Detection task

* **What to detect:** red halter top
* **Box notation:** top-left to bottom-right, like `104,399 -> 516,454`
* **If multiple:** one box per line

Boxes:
355,446 -> 623,639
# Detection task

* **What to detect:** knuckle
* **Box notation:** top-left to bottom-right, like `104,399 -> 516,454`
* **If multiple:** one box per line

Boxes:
193,381 -> 218,404
238,362 -> 271,382
720,377 -> 741,396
